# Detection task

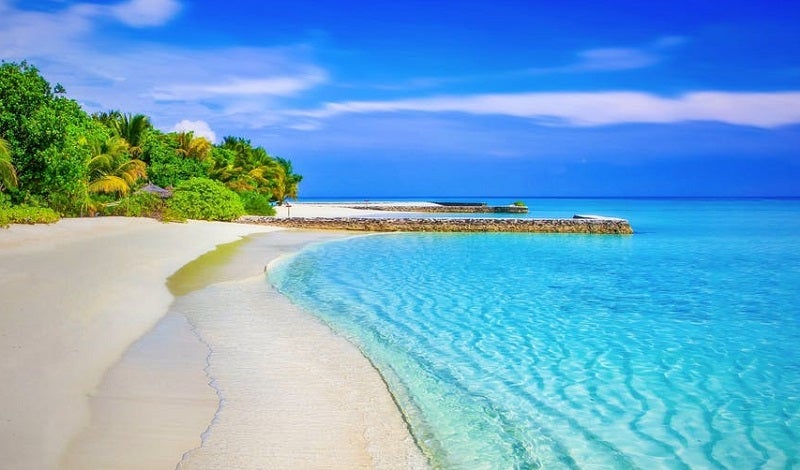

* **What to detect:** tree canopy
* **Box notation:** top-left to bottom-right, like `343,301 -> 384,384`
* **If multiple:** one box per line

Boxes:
0,60 -> 300,219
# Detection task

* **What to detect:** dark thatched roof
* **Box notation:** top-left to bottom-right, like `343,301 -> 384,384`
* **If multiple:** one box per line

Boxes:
138,182 -> 172,199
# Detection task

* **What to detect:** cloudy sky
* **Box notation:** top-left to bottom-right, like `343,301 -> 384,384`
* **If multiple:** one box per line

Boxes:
2,0 -> 799,197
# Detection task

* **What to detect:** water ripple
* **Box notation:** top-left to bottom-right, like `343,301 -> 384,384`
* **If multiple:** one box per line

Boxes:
272,203 -> 800,469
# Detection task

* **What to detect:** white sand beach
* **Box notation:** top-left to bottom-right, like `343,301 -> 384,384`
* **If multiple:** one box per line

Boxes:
0,216 -> 426,469
271,201 -> 438,218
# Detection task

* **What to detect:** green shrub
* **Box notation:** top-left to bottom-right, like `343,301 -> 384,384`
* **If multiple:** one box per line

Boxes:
0,205 -> 60,227
145,135 -> 209,188
512,200 -> 527,207
238,191 -> 276,216
165,177 -> 244,222
101,192 -> 164,218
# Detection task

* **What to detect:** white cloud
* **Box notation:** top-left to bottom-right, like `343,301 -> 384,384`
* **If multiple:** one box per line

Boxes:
290,91 -> 800,129
0,1 -> 328,135
153,72 -> 327,100
286,121 -> 323,131
532,35 -> 687,74
35,45 -> 327,134
653,35 -> 688,49
0,0 -> 180,59
172,119 -> 216,142
0,2 -> 97,57
110,0 -> 181,27
368,35 -> 688,92
571,48 -> 657,71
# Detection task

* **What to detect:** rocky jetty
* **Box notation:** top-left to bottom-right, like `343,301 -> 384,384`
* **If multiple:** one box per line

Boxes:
241,216 -> 634,234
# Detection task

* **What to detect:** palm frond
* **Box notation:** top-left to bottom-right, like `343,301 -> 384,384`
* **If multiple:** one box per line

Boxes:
189,137 -> 212,160
226,179 -> 255,192
0,138 -> 18,191
88,154 -> 113,170
0,137 -> 10,157
0,163 -> 18,190
107,136 -> 130,155
112,113 -> 151,148
88,175 -> 130,195
116,159 -> 147,185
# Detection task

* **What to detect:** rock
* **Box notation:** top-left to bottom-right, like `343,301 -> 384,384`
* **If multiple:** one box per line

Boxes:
239,216 -> 634,234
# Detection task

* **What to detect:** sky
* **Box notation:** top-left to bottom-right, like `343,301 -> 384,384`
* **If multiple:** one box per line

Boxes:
1,0 -> 799,197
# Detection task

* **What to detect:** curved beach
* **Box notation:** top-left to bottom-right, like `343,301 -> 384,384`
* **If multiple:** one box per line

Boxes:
0,216 -> 425,469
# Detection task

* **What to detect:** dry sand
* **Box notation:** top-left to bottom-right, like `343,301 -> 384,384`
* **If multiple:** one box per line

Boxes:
272,202 -> 385,218
0,217 -> 278,469
271,201 -> 437,219
0,216 -> 427,469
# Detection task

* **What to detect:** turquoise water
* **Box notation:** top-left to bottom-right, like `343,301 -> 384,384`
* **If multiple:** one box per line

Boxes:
270,199 -> 800,469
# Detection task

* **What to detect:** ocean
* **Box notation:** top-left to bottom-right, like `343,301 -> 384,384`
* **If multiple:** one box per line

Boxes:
270,198 -> 800,469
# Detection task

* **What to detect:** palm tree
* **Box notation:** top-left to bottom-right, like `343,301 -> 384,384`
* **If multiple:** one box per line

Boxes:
273,157 -> 302,204
86,136 -> 146,196
211,137 -> 300,203
174,131 -> 212,161
114,113 -> 151,158
213,137 -> 273,193
93,112 -> 151,158
221,136 -> 252,156
211,156 -> 273,193
91,110 -> 123,128
0,137 -> 18,192
266,162 -> 287,203
207,158 -> 238,185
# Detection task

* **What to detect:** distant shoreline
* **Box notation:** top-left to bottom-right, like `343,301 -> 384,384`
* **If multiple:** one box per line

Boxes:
260,201 -> 634,233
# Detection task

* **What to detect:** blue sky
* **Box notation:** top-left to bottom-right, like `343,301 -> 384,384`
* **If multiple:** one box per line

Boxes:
2,0 -> 799,197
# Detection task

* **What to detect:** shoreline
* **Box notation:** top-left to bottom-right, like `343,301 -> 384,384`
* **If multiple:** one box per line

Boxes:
171,231 -> 426,468
1,217 -> 426,469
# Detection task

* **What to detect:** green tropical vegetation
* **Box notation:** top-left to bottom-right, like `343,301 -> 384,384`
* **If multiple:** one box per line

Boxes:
0,60 -> 298,225
99,192 -> 163,218
0,205 -> 60,228
164,177 -> 245,222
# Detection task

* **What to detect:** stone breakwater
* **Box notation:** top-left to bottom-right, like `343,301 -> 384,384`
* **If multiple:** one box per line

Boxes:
344,205 -> 529,214
240,217 -> 634,234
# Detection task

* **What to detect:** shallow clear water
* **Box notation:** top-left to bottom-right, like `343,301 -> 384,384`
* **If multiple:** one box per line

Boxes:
271,199 -> 800,469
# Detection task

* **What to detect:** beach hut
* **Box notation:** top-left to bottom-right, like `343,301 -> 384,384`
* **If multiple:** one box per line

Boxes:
138,182 -> 172,199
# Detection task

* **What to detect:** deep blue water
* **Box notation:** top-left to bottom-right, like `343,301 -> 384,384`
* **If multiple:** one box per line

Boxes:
270,199 -> 800,469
